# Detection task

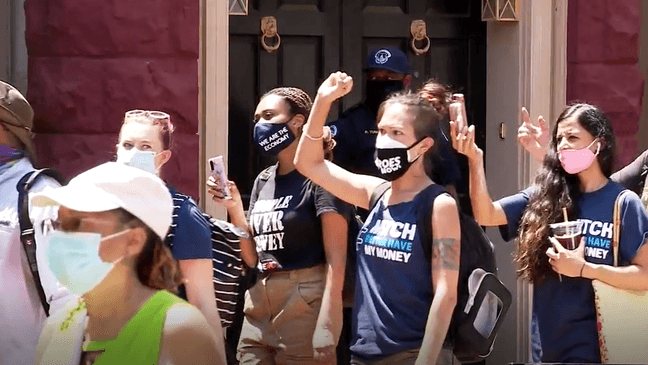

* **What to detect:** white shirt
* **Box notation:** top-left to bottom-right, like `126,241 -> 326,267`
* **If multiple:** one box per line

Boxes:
0,158 -> 71,365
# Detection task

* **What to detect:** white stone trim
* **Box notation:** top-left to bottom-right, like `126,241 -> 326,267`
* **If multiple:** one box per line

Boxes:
199,0 -> 229,219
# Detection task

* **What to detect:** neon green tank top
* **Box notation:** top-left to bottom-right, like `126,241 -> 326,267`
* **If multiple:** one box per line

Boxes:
82,290 -> 188,365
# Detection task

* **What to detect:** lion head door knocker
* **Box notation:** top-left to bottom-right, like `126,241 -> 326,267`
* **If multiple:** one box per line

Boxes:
260,16 -> 281,53
410,19 -> 430,56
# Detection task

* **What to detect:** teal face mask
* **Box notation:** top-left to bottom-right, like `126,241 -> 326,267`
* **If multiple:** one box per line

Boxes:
116,148 -> 157,175
46,229 -> 127,296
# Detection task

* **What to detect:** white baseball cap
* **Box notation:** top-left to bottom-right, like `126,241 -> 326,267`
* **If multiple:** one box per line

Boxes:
31,162 -> 173,240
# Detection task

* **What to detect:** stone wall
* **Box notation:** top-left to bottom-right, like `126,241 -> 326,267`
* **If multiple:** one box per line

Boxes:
25,0 -> 200,199
567,0 -> 644,169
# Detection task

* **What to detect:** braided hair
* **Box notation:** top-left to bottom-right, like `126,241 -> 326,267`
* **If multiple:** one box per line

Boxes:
261,87 -> 335,159
262,87 -> 313,118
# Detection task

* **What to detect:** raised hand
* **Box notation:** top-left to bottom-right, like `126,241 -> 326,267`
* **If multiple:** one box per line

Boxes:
207,177 -> 242,211
450,122 -> 482,163
517,107 -> 549,163
317,71 -> 353,103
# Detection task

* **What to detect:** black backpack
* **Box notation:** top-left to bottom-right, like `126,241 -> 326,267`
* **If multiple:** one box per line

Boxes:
371,182 -> 512,363
165,191 -> 245,328
16,168 -> 66,316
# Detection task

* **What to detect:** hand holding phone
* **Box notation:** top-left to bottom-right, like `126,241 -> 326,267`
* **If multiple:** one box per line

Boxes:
209,156 -> 230,198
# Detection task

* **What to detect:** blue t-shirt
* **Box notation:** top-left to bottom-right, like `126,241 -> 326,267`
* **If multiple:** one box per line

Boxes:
351,184 -> 446,359
166,187 -> 213,261
497,181 -> 648,363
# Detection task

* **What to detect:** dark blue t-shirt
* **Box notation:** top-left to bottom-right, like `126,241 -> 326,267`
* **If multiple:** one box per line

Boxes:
497,181 -> 648,363
249,167 -> 350,270
166,186 -> 213,260
351,184 -> 446,359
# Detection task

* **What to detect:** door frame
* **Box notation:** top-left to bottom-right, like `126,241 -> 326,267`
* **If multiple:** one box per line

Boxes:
1,0 -> 29,93
483,0 -> 568,361
199,0 -> 568,360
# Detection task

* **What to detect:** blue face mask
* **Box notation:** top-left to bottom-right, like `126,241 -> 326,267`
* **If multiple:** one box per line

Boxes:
46,229 -> 127,296
253,121 -> 296,155
0,144 -> 25,165
116,148 -> 157,175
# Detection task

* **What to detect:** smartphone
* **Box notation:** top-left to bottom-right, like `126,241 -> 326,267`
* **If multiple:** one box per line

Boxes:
209,156 -> 230,198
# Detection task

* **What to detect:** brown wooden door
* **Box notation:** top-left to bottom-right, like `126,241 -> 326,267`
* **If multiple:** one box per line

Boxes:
229,0 -> 340,205
229,0 -> 485,207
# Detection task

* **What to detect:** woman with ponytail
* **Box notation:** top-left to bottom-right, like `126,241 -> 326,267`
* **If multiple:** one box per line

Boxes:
452,103 -> 648,363
32,162 -> 222,365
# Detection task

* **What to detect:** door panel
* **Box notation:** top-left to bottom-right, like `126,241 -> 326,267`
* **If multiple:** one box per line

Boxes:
229,1 -> 339,206
229,0 -> 485,209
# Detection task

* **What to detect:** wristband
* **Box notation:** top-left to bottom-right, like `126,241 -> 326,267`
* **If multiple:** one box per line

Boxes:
579,262 -> 586,278
304,132 -> 324,141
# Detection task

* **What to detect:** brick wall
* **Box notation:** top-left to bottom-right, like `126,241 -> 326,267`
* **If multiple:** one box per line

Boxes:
567,0 -> 644,169
25,0 -> 200,199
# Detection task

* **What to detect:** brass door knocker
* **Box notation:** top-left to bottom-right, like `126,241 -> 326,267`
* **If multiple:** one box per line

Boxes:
260,16 -> 281,53
410,19 -> 430,56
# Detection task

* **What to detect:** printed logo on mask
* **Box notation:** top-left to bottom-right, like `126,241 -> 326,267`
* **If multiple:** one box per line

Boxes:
259,126 -> 291,152
375,49 -> 391,64
376,156 -> 401,174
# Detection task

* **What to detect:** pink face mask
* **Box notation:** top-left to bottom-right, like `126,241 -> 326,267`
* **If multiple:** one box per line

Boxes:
558,139 -> 601,175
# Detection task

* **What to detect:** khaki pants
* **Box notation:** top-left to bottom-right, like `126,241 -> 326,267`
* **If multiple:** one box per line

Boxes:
350,348 -> 460,365
238,265 -> 326,365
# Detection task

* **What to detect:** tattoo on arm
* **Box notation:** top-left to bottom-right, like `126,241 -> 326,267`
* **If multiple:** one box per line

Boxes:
432,238 -> 460,271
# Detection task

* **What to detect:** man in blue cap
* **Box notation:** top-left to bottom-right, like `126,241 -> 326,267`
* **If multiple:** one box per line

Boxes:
327,47 -> 413,176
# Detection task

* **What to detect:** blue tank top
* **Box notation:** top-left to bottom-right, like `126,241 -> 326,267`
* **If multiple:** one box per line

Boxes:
350,184 -> 441,359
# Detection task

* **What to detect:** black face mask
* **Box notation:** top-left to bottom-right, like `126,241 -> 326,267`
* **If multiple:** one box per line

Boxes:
365,80 -> 404,115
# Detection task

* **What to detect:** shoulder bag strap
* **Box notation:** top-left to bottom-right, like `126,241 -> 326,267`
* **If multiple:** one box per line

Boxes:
17,168 -> 64,316
612,190 -> 632,267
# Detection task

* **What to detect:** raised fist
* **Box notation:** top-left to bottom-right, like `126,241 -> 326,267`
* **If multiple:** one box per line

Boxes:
317,71 -> 353,103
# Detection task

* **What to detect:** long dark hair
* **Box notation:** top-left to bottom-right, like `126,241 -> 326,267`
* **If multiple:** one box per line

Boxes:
516,103 -> 615,283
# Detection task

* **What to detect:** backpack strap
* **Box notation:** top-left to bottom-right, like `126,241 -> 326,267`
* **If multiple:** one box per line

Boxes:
17,168 -> 64,316
418,184 -> 452,263
368,181 -> 391,211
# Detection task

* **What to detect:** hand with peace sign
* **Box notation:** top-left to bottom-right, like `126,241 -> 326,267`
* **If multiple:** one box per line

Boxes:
517,107 -> 550,163
317,71 -> 353,104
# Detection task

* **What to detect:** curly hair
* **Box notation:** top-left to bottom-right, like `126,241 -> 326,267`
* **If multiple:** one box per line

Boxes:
418,79 -> 452,117
515,103 -> 615,283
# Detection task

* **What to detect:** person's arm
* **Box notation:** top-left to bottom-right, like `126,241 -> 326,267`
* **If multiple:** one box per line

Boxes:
312,211 -> 348,363
610,149 -> 648,195
208,178 -> 257,268
170,198 -> 227,358
159,305 -> 226,365
416,194 -> 460,365
449,119 -> 507,226
548,194 -> 648,290
178,259 -> 226,354
295,72 -> 384,209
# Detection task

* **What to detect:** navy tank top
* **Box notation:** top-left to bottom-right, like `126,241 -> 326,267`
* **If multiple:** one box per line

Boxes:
350,184 -> 443,359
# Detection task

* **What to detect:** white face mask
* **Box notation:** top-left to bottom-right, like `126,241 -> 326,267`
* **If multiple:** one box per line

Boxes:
46,229 -> 127,296
116,148 -> 157,175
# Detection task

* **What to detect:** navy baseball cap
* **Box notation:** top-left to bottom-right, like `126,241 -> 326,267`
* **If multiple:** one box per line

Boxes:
365,47 -> 411,75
